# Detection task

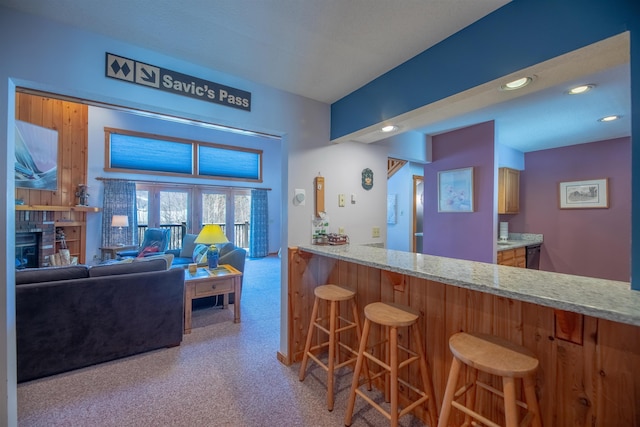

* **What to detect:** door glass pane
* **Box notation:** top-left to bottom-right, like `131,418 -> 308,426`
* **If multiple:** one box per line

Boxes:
160,190 -> 189,249
136,190 -> 149,226
202,193 -> 227,234
136,190 -> 149,245
234,192 -> 251,248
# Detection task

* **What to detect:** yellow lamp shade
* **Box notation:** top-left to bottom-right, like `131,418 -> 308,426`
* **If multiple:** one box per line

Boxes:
194,224 -> 228,245
195,225 -> 229,269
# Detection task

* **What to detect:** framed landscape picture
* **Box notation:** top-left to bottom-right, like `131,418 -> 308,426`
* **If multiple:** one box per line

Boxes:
15,120 -> 59,190
559,178 -> 608,209
438,167 -> 474,212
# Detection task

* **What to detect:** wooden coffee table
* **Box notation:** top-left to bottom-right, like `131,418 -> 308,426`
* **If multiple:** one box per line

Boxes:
183,264 -> 242,334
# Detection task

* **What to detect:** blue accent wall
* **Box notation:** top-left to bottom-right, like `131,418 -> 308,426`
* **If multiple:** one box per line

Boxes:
331,0 -> 637,139
331,0 -> 640,289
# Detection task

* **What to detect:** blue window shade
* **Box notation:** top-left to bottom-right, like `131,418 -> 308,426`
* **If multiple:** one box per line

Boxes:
110,134 -> 193,174
199,146 -> 260,180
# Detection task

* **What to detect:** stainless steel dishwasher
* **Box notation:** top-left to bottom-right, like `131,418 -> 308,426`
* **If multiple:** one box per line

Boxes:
526,244 -> 541,269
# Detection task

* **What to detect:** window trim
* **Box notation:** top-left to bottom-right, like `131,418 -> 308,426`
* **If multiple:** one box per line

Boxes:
105,127 -> 263,182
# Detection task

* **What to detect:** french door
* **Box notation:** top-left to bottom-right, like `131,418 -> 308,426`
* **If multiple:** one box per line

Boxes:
136,183 -> 251,249
199,188 -> 251,249
136,184 -> 191,249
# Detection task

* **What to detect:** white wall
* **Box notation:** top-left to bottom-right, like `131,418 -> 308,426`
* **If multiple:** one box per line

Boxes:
86,106 -> 283,258
0,8 -> 389,424
377,130 -> 432,163
387,162 -> 424,252
289,140 -> 388,245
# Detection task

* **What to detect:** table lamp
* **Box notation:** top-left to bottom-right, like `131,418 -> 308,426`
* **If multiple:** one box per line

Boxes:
111,215 -> 129,246
194,224 -> 229,269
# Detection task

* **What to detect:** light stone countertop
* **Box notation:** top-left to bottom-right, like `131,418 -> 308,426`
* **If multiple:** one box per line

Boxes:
298,244 -> 640,327
497,233 -> 543,251
497,240 -> 535,250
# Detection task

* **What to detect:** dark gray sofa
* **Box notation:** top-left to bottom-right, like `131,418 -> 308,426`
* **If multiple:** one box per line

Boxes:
16,257 -> 184,383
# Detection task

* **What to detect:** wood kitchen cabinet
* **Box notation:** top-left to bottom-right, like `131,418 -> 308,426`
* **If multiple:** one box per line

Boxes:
497,247 -> 526,268
498,167 -> 520,214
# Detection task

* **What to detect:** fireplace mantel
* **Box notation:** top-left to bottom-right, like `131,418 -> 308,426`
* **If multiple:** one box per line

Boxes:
15,206 -> 99,266
15,205 -> 100,212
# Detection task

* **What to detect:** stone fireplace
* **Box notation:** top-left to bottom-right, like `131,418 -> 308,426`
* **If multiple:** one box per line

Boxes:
15,210 -> 55,268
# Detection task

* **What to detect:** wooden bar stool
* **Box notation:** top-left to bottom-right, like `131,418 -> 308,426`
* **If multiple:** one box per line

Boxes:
344,302 -> 438,427
298,284 -> 370,411
438,332 -> 542,427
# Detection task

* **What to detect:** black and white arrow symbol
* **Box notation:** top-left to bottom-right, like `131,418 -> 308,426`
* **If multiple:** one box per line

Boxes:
135,62 -> 160,88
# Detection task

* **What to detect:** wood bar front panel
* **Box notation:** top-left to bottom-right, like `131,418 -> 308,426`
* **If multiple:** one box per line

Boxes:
287,248 -> 640,427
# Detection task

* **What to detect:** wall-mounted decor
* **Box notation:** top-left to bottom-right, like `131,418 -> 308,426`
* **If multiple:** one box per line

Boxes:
106,53 -> 252,111
15,120 -> 59,190
314,175 -> 325,218
438,167 -> 474,212
387,194 -> 397,224
362,168 -> 373,190
559,178 -> 608,209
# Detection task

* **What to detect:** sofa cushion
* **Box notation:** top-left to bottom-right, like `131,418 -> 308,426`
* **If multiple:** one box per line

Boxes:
180,234 -> 198,258
192,244 -> 209,263
135,253 -> 174,269
89,257 -> 168,277
16,265 -> 90,285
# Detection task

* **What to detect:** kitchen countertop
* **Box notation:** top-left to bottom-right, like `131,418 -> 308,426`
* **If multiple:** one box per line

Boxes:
298,243 -> 640,327
497,232 -> 543,251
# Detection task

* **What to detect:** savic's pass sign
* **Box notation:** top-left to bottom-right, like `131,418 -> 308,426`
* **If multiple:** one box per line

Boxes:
106,53 -> 251,111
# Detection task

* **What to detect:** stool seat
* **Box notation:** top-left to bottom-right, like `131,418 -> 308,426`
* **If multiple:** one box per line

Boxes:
438,332 -> 543,427
314,284 -> 355,301
449,332 -> 539,378
364,301 -> 419,327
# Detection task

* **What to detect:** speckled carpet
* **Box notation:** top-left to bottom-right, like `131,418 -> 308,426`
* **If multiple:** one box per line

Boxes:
17,255 -> 427,426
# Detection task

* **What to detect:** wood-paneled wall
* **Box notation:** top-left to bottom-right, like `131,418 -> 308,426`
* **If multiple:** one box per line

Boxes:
287,248 -> 640,427
15,93 -> 90,262
15,92 -> 88,209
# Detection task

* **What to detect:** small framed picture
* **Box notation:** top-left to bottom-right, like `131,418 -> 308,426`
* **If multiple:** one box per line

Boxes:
438,167 -> 474,213
387,194 -> 397,224
559,178 -> 608,209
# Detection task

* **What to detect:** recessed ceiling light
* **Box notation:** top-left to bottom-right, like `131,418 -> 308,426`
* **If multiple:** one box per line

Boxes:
567,84 -> 595,95
381,125 -> 398,133
500,76 -> 533,91
598,115 -> 621,122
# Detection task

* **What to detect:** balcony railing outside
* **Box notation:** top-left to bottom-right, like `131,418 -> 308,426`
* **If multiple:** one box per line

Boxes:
233,222 -> 250,250
136,222 -> 249,251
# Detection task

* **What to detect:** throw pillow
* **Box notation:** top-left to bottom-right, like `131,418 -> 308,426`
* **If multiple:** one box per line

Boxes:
217,242 -> 235,257
192,244 -> 208,264
180,234 -> 198,258
137,246 -> 160,258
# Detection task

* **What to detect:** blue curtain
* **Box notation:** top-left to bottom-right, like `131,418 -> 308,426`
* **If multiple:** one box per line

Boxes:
101,180 -> 138,247
249,189 -> 268,258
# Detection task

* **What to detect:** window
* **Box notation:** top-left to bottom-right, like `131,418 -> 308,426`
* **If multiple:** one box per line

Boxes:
110,133 -> 193,174
106,128 -> 262,182
199,145 -> 260,180
135,182 -> 251,249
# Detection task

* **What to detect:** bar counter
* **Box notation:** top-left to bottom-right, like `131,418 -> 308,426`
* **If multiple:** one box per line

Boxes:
286,245 -> 640,427
298,244 -> 640,327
